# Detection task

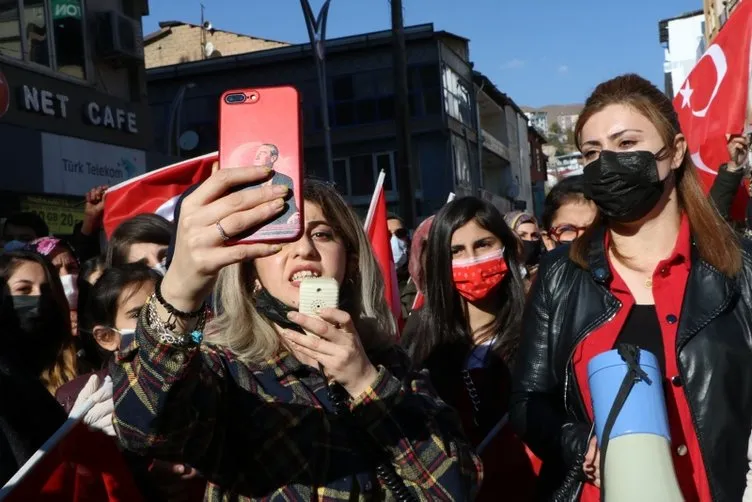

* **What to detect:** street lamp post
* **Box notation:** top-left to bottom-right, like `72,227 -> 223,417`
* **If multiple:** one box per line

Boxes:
300,0 -> 334,183
166,82 -> 196,157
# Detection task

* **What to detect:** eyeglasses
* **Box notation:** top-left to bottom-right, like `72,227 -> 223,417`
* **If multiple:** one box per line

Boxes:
549,224 -> 588,243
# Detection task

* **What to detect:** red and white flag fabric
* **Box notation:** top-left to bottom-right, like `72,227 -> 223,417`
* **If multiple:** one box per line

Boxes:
0,399 -> 143,501
102,151 -> 218,237
364,170 -> 404,332
673,0 -> 752,221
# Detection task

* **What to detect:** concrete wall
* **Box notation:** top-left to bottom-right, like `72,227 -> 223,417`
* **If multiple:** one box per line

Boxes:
517,114 -> 533,211
663,13 -> 705,96
145,24 -> 289,69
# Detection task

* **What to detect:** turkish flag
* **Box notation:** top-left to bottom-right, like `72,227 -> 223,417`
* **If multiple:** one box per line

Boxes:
102,152 -> 218,237
0,421 -> 143,501
364,172 -> 404,334
673,0 -> 752,221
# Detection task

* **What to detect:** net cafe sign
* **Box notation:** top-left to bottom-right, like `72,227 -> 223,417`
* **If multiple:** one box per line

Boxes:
20,84 -> 138,134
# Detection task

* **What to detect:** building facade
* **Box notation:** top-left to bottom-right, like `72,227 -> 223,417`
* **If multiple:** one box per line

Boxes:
704,0 -> 742,42
0,0 -> 152,235
473,72 -> 532,214
528,126 -> 547,220
144,21 -> 289,68
525,110 -> 547,135
659,10 -> 705,97
146,23 -> 529,221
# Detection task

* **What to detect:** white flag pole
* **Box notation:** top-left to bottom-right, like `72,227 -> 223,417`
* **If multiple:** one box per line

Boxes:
446,192 -> 456,203
363,170 -> 387,231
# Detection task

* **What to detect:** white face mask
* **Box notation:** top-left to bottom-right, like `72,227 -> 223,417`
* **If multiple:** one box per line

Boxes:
152,260 -> 167,276
390,234 -> 408,268
60,274 -> 79,308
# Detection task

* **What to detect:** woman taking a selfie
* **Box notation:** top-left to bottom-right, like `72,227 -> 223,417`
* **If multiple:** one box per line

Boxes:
511,74 -> 752,501
111,171 -> 481,501
402,197 -> 537,501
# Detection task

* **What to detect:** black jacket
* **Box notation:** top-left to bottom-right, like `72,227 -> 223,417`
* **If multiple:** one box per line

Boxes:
511,226 -> 752,502
709,163 -> 745,221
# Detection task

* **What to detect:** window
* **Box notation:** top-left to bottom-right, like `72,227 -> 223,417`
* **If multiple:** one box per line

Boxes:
452,135 -> 471,187
376,153 -> 393,192
0,1 -> 23,59
443,66 -> 472,125
0,0 -> 87,79
51,0 -> 86,79
350,154 -> 376,196
327,152 -> 397,198
327,70 -> 396,128
332,159 -> 348,193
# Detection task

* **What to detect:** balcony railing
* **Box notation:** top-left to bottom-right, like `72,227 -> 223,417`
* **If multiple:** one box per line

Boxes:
481,129 -> 509,161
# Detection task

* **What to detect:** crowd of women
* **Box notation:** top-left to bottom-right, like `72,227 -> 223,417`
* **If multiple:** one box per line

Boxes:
1,73 -> 751,501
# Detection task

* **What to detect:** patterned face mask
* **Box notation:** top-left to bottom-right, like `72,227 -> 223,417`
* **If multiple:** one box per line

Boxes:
451,248 -> 508,302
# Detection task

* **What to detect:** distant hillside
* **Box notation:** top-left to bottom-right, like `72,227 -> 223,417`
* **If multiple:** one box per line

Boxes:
522,104 -> 584,117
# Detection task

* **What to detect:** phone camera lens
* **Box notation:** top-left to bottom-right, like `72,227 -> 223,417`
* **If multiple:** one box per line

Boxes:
224,93 -> 246,104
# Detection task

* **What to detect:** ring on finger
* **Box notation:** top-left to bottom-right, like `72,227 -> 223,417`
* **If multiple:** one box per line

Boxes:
215,220 -> 231,242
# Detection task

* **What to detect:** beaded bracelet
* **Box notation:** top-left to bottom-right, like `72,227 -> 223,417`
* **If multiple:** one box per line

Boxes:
146,294 -> 205,347
154,277 -> 206,319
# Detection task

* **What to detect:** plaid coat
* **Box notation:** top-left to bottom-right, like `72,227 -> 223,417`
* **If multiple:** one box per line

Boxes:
111,308 -> 482,501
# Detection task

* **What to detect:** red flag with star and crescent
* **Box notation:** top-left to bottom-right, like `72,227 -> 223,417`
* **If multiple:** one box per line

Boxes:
673,0 -> 752,221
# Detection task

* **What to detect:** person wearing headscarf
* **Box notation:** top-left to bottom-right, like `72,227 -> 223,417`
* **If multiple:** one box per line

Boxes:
400,215 -> 434,317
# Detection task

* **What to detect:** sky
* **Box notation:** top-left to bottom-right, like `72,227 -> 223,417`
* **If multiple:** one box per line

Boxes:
143,0 -> 702,108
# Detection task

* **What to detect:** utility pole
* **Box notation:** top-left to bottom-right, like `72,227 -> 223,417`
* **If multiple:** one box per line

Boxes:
301,0 -> 334,183
390,0 -> 416,228
200,4 -> 206,59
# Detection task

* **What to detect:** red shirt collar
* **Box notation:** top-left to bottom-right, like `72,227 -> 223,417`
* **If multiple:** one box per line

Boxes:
604,213 -> 692,274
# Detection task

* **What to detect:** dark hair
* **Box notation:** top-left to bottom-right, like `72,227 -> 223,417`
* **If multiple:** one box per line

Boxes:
571,74 -> 741,277
75,256 -> 108,371
404,197 -> 526,369
106,214 -> 174,267
0,251 -> 76,392
80,264 -> 159,367
80,256 -> 106,285
3,213 -> 49,240
387,213 -> 404,225
541,175 -> 587,230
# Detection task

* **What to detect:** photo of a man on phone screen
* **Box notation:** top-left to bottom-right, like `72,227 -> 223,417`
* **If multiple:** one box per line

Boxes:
251,143 -> 298,225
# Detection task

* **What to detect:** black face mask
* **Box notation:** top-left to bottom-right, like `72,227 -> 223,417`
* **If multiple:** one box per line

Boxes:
12,295 -> 54,337
521,239 -> 542,266
254,288 -> 304,333
11,294 -> 60,373
583,150 -> 669,223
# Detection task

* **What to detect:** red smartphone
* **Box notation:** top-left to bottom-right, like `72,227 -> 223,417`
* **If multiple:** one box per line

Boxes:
218,86 -> 303,244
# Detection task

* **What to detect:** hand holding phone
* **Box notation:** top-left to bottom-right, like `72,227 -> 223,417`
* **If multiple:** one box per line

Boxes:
283,279 -> 379,396
159,167 -> 287,315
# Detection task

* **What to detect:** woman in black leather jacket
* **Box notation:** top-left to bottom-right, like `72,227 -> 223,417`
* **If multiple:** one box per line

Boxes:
511,73 -> 752,502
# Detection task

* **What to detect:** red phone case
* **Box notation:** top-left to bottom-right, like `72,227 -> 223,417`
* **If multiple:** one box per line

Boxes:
218,86 -> 304,244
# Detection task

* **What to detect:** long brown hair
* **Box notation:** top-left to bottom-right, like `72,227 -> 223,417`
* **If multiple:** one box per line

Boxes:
0,251 -> 78,393
571,74 -> 741,277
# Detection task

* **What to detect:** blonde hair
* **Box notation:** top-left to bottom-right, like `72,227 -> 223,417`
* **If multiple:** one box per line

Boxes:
208,180 -> 396,364
41,343 -> 78,394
